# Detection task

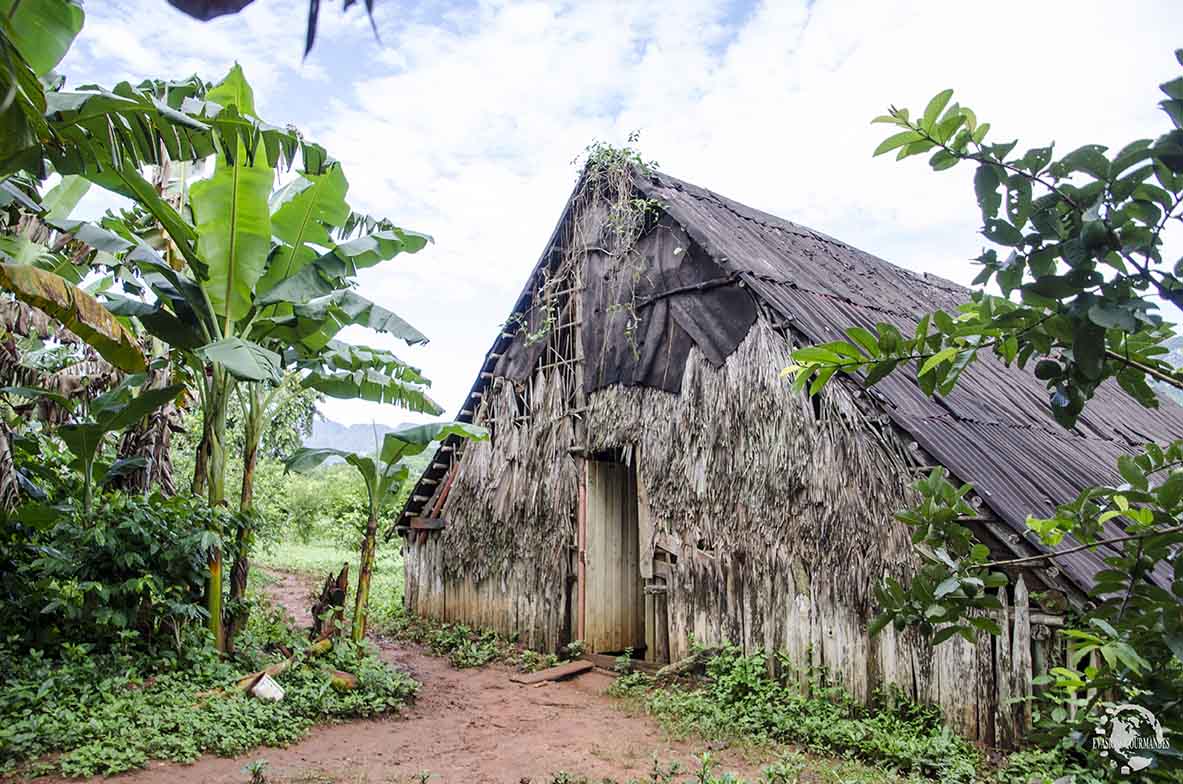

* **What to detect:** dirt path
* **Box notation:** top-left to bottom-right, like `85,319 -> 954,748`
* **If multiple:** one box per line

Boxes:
83,569 -> 773,784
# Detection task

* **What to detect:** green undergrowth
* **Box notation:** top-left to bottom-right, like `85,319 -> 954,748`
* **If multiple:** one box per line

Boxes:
0,599 -> 417,778
604,645 -> 1095,784
549,751 -> 925,784
379,607 -> 563,672
259,537 -> 561,673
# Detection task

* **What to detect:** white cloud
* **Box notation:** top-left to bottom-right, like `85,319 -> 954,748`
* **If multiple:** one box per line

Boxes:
62,0 -> 1183,425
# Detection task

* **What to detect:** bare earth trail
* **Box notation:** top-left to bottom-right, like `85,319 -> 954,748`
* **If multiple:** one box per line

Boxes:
78,569 -> 771,784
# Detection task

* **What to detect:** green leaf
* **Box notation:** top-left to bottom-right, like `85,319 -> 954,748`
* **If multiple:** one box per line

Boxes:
809,366 -> 837,395
58,423 -> 104,471
302,368 -> 443,415
1117,454 -> 1148,490
261,290 -> 429,352
863,358 -> 899,387
0,263 -> 146,372
932,625 -> 966,646
41,175 -> 90,221
197,337 -> 282,383
1024,275 -> 1079,300
285,447 -> 354,474
1054,145 -> 1110,180
99,385 -> 184,431
1072,319 -> 1105,380
315,228 -> 432,275
1087,302 -> 1137,332
845,327 -> 881,358
189,66 -> 274,324
873,130 -> 923,157
258,163 -> 351,297
379,421 -> 489,465
868,613 -> 891,638
1157,472 -> 1183,509
1005,176 -> 1032,228
255,257 -> 335,307
982,218 -> 1023,247
0,0 -> 84,77
919,347 -> 957,376
792,346 -> 841,364
921,89 -> 954,131
934,577 -> 961,599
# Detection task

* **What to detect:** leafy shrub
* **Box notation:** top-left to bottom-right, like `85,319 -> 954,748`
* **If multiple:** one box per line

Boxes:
0,613 -> 416,777
617,645 -> 979,783
1,491 -> 244,653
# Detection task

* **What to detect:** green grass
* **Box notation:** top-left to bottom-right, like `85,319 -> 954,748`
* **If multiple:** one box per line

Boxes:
255,538 -> 404,633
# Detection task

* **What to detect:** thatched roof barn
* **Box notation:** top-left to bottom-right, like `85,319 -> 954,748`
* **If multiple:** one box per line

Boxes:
396,162 -> 1183,746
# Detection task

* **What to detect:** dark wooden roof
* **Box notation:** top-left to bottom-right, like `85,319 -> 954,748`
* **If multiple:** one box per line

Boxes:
402,168 -> 1183,596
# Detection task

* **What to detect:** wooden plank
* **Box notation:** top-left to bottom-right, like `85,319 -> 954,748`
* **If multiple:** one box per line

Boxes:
585,460 -> 643,653
580,653 -> 662,675
509,660 -> 594,685
409,517 -> 446,531
994,586 -> 1015,748
1012,576 -> 1033,732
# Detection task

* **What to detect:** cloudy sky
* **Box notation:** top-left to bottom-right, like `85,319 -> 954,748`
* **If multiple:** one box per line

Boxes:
61,0 -> 1183,425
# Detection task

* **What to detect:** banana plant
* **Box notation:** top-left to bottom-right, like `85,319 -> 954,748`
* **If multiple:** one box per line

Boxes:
2,375 -> 183,515
285,422 -> 488,643
2,60 -> 432,650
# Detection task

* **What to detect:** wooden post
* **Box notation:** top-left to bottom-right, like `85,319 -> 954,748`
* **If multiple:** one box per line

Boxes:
1012,575 -> 1033,733
994,586 -> 1014,748
577,457 -> 587,643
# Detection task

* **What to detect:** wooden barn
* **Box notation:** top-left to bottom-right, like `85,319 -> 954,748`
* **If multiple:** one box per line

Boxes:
395,162 -> 1183,746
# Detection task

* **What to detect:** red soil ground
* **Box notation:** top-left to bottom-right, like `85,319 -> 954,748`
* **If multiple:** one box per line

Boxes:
62,569 -> 772,784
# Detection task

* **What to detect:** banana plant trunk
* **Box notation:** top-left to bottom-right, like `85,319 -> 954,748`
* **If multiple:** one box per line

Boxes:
204,369 -> 232,652
191,415 -> 211,497
352,508 -> 380,644
226,389 -> 263,651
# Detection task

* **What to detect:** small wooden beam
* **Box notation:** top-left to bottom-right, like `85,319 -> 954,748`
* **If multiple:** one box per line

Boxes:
580,653 -> 662,675
409,517 -> 446,531
509,660 -> 593,685
411,494 -> 432,503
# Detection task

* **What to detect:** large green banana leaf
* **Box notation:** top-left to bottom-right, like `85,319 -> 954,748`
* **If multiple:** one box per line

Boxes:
258,164 -> 350,297
0,0 -> 84,77
254,290 -> 427,352
190,65 -> 274,325
197,337 -> 282,383
379,422 -> 488,465
309,340 -> 430,384
0,263 -> 146,372
316,228 -> 432,276
302,368 -> 442,414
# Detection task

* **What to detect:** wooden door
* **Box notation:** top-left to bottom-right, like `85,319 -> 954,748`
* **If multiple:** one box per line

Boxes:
583,460 -> 644,653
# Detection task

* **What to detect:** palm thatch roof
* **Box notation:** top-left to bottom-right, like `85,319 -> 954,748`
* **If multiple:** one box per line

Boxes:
403,168 -> 1183,597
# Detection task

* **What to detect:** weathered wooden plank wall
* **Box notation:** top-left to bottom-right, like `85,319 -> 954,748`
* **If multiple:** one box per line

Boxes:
584,461 -> 644,653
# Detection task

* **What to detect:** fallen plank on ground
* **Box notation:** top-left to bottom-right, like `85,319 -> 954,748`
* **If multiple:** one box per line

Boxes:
509,660 -> 594,684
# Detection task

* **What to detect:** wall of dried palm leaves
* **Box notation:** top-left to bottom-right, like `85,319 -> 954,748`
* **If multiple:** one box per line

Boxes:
402,162 -> 1054,745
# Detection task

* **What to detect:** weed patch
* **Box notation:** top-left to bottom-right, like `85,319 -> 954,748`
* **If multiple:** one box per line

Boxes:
379,608 -> 560,672
0,602 -> 416,777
